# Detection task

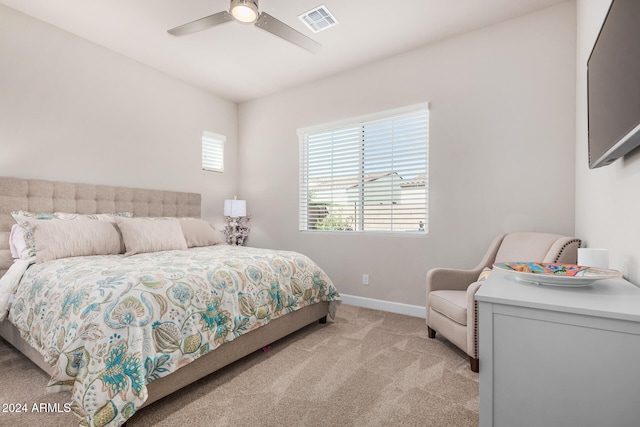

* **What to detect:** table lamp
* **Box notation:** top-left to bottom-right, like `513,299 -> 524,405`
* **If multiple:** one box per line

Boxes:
224,197 -> 247,245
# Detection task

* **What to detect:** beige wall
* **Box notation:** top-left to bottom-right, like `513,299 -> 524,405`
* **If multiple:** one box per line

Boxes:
0,2 -> 581,313
575,0 -> 640,283
0,5 -> 238,224
238,3 -> 577,310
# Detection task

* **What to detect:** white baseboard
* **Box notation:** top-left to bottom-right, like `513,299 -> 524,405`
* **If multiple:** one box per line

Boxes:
339,294 -> 426,318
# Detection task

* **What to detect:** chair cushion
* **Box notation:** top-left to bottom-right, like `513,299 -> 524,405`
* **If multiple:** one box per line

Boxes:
429,290 -> 467,326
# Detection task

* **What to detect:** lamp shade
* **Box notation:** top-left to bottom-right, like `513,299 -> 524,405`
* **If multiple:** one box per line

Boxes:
578,248 -> 609,268
224,199 -> 247,217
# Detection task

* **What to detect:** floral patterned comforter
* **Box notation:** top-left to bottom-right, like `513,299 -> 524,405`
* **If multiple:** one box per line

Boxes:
8,245 -> 340,426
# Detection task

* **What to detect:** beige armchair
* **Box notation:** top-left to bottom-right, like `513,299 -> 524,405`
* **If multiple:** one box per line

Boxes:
426,232 -> 581,372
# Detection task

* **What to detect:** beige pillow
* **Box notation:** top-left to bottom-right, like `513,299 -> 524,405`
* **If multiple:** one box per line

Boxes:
179,218 -> 223,247
11,211 -> 132,259
116,217 -> 188,255
29,219 -> 124,264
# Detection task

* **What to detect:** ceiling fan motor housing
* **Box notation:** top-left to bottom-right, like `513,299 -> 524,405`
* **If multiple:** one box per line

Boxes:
230,0 -> 260,23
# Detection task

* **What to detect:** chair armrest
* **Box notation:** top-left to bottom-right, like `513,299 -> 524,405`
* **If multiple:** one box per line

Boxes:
426,267 -> 481,293
467,280 -> 483,359
426,233 -> 506,295
467,280 -> 483,308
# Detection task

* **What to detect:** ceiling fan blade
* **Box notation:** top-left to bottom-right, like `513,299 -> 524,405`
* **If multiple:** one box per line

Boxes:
255,12 -> 321,54
168,11 -> 233,36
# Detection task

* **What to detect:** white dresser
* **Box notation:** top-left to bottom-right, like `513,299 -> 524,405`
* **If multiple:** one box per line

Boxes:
475,268 -> 640,427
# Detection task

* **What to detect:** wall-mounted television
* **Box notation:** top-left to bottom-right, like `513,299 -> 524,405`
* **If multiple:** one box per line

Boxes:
588,0 -> 640,169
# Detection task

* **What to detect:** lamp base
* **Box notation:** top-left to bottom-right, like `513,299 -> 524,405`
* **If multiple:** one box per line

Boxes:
223,215 -> 251,246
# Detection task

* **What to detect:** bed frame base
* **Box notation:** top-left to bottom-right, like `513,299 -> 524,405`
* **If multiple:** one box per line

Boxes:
0,319 -> 54,374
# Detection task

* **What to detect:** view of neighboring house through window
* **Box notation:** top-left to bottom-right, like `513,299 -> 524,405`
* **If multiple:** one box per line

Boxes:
202,131 -> 225,172
298,104 -> 429,233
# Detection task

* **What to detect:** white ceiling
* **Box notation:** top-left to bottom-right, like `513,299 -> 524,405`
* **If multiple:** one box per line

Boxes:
0,0 -> 568,103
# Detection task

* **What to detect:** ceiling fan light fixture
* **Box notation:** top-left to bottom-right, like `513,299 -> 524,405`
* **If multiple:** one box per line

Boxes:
230,0 -> 259,23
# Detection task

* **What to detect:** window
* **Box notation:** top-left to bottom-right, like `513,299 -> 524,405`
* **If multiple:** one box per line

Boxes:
299,104 -> 429,233
202,131 -> 225,172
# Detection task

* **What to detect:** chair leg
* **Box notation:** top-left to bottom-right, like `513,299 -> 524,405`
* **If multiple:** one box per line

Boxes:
427,326 -> 436,339
470,356 -> 479,373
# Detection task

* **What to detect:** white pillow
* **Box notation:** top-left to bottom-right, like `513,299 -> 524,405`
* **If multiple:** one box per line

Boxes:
9,224 -> 28,259
115,217 -> 188,255
29,219 -> 124,264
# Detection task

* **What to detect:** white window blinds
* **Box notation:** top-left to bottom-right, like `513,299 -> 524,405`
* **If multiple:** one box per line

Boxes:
202,131 -> 225,172
299,104 -> 429,233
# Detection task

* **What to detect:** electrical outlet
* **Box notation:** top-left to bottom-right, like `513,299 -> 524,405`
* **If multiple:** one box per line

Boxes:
362,274 -> 369,285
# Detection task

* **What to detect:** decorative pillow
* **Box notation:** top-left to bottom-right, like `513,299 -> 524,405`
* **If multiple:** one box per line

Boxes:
9,224 -> 28,259
477,267 -> 492,282
115,217 -> 188,255
28,219 -> 124,264
11,211 -> 132,259
178,218 -> 223,247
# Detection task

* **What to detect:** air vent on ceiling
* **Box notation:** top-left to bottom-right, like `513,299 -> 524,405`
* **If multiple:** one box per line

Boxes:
299,5 -> 338,33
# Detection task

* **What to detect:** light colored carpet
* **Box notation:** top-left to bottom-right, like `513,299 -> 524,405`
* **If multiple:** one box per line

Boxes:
0,305 -> 478,426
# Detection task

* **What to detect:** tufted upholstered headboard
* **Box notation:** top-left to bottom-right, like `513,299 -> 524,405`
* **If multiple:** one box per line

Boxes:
0,176 -> 201,277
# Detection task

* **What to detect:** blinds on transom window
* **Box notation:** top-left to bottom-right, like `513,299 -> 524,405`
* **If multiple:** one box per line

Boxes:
202,131 -> 225,173
298,104 -> 429,233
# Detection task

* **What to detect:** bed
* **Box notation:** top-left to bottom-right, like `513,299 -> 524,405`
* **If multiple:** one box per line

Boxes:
0,176 -> 340,426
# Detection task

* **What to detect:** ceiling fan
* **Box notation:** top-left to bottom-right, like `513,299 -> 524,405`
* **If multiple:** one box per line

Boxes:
167,0 -> 321,54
